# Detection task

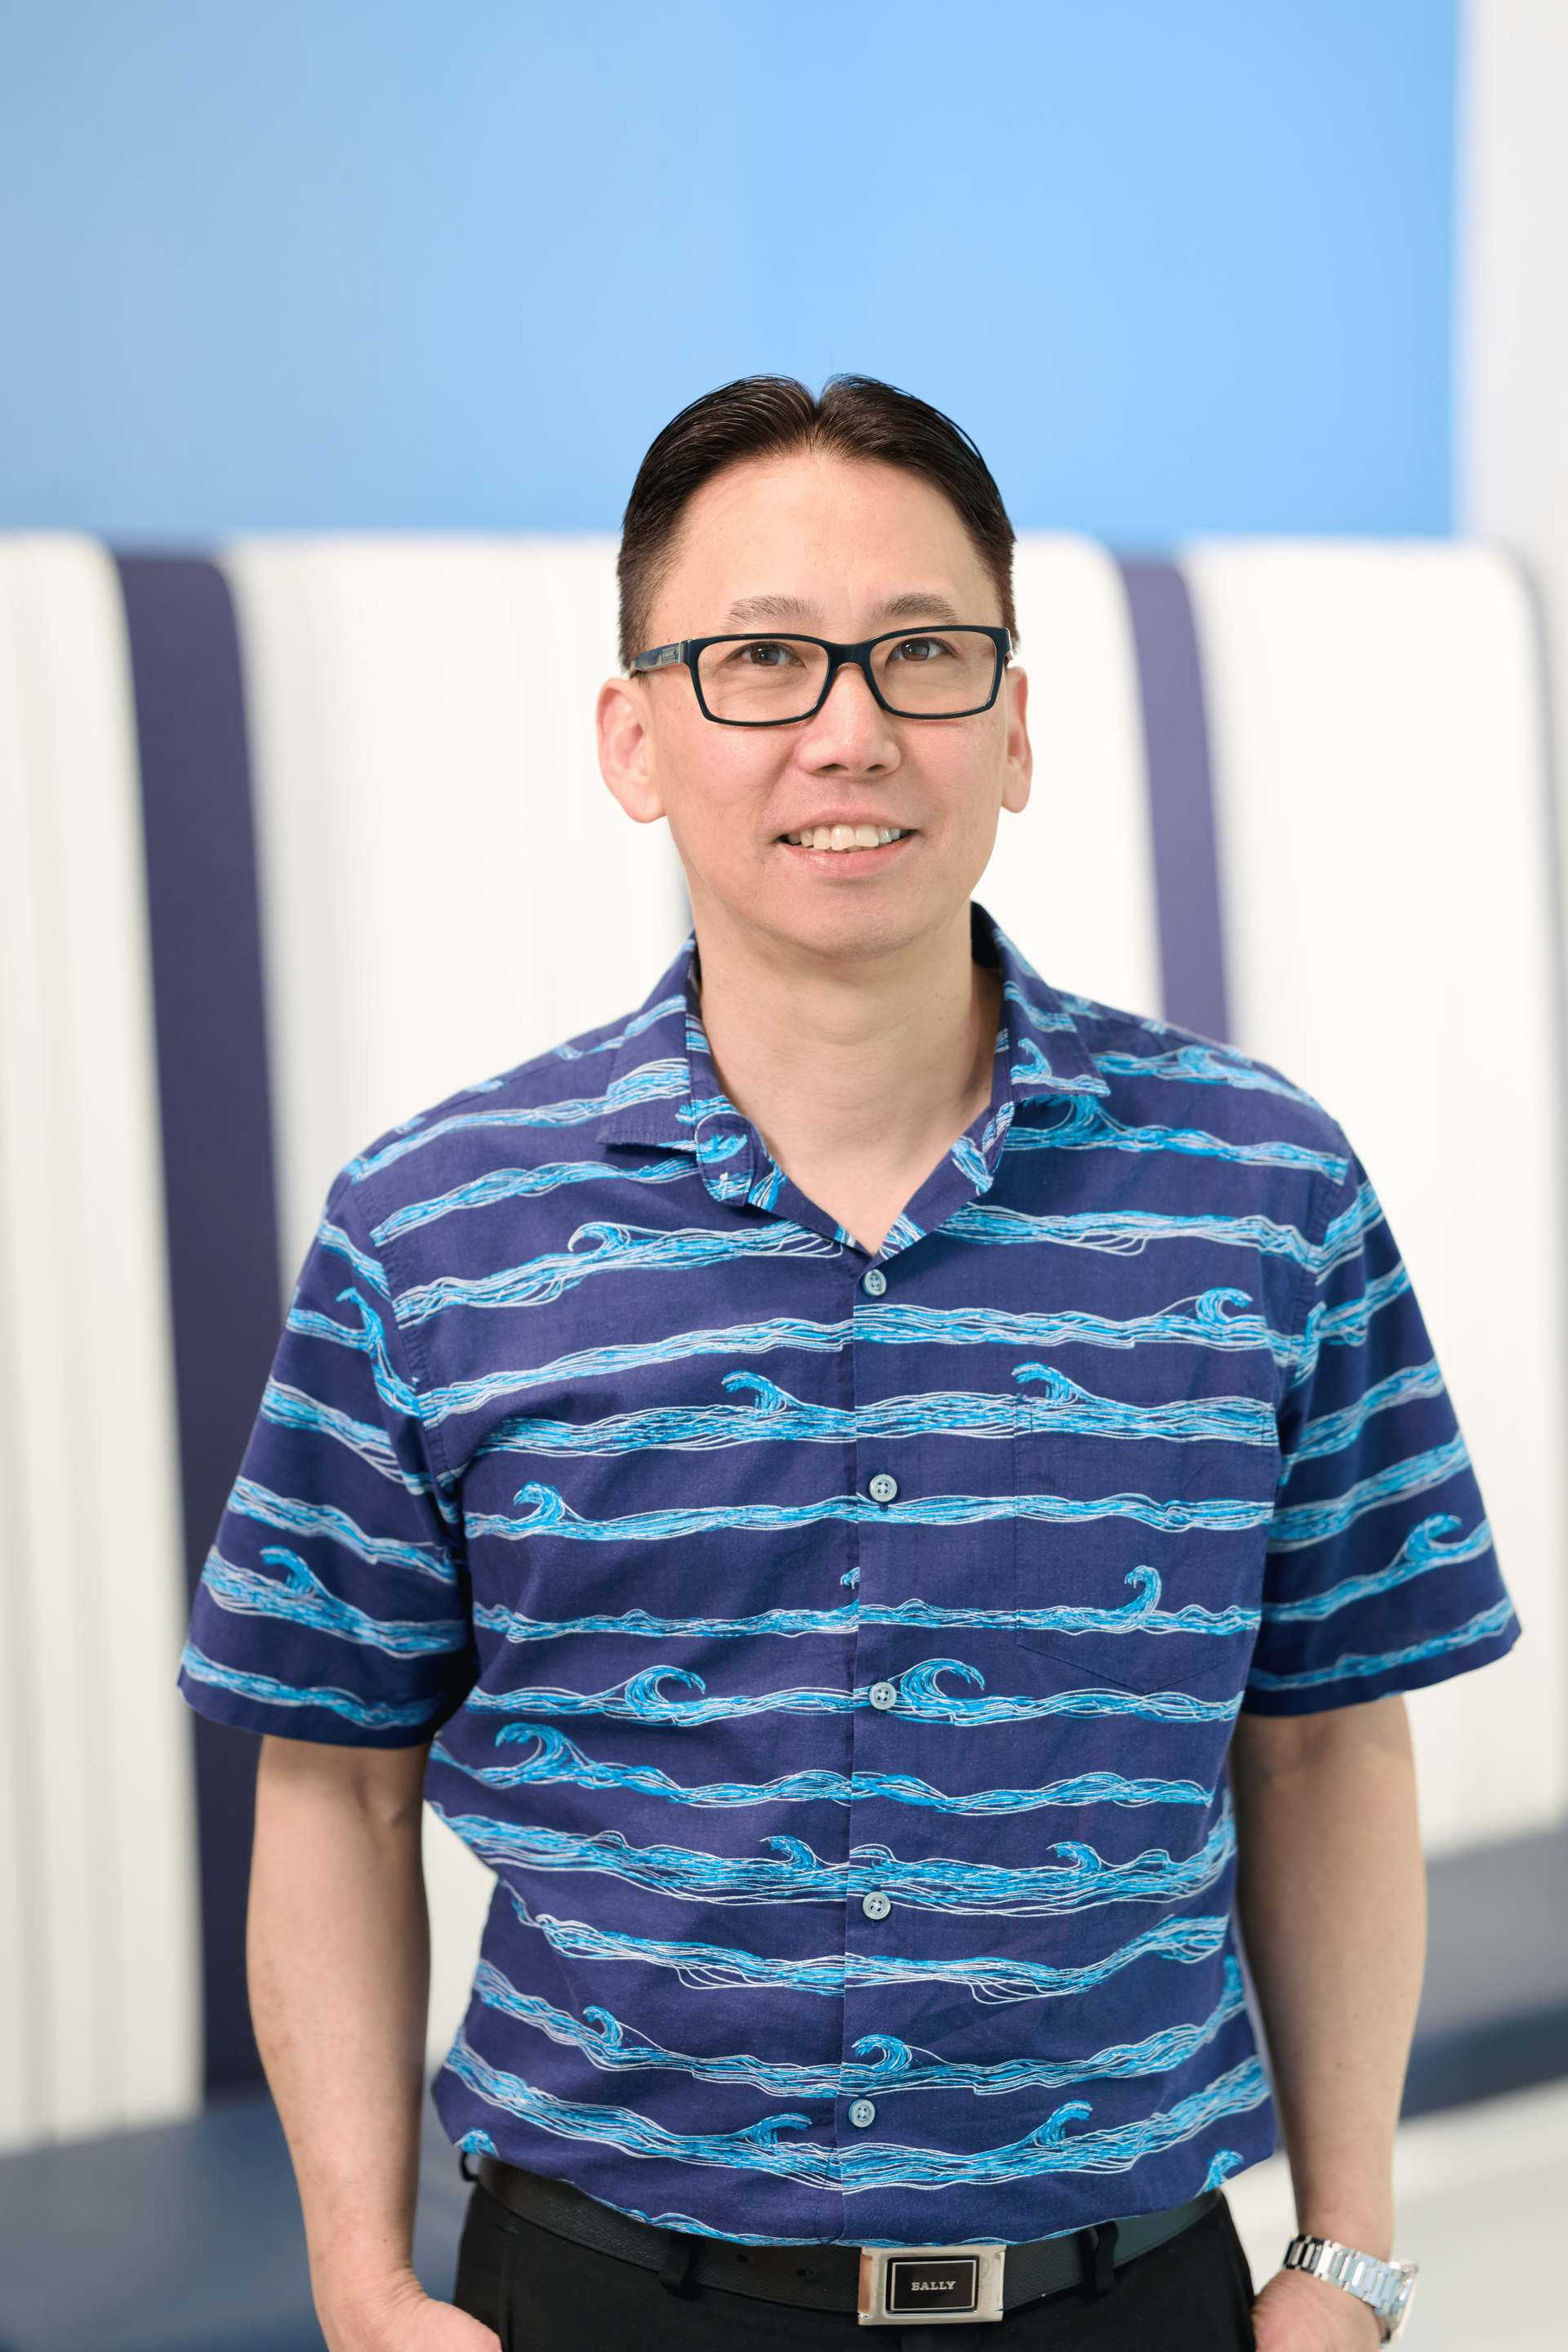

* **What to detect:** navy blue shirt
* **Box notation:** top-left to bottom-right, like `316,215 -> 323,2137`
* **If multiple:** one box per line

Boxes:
181,911 -> 1516,2247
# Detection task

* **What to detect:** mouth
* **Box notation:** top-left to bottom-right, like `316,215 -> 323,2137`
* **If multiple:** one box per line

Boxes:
780,824 -> 909,854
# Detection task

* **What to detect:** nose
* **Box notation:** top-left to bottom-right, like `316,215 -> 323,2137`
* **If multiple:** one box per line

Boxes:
797,657 -> 897,773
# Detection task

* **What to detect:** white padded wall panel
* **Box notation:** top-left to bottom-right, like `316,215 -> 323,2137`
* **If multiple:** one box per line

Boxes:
1461,2 -> 1568,816
221,537 -> 688,1288
222,535 -> 691,2060
0,537 -> 201,2148
1186,540 -> 1568,1854
979,536 -> 1161,1018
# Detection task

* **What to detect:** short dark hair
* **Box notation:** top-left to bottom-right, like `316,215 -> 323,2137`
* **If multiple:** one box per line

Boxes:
617,374 -> 1016,670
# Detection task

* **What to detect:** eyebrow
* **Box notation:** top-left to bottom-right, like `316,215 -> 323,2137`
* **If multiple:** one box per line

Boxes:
722,590 -> 964,629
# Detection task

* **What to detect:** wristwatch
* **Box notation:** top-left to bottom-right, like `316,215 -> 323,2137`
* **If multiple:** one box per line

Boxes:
1283,2234 -> 1419,2341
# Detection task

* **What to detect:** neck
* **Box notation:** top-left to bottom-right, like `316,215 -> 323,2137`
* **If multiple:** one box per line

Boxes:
692,898 -> 999,1251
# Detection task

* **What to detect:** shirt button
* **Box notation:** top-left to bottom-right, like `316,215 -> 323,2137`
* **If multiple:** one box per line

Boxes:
861,1891 -> 892,1922
868,1681 -> 898,1712
861,1267 -> 888,1296
847,2099 -> 877,2130
867,1472 -> 898,1504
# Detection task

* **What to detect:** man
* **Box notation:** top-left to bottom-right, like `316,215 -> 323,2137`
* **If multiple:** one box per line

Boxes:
181,376 -> 1516,2351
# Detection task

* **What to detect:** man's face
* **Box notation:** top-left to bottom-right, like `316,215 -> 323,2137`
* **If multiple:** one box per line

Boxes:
598,451 -> 1031,966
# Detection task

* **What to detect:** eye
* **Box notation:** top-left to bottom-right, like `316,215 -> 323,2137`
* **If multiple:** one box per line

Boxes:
887,635 -> 954,664
724,638 -> 806,670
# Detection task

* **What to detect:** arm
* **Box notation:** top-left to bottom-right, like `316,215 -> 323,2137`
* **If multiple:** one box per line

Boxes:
1230,1695 -> 1425,2350
249,1734 -> 498,2352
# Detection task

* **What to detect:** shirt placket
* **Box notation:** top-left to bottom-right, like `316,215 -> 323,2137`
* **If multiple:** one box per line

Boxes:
673,954 -> 1103,2229
826,1021 -> 1090,2222
840,1245 -> 904,2179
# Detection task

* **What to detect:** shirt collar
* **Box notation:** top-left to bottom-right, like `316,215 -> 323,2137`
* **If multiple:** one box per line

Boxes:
590,937 -> 701,1153
980,907 -> 1109,1106
595,906 -> 1107,1232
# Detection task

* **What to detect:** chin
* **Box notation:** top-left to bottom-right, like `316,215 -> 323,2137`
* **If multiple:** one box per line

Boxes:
772,893 -> 944,964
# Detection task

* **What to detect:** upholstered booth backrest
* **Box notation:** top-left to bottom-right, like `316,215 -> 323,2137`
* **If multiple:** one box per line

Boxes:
0,541 -> 201,2150
220,539 -> 688,1284
1187,544 -> 1568,1850
2,531 -> 1564,2152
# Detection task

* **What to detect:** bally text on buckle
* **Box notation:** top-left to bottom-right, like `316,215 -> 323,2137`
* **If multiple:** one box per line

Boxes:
858,2244 -> 1005,2326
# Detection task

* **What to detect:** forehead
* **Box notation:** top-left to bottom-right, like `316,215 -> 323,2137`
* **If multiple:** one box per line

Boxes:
653,450 -> 995,630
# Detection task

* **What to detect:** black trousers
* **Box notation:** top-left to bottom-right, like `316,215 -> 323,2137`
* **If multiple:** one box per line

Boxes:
454,2184 -> 1258,2351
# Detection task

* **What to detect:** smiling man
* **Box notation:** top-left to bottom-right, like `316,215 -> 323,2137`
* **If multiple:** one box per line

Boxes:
181,378 -> 1517,2352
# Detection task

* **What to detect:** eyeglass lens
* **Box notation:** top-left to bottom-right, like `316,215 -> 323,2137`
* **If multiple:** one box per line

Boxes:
696,631 -> 1000,722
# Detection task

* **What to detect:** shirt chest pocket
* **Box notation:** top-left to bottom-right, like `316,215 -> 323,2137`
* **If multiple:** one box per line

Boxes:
1011,1373 -> 1277,1699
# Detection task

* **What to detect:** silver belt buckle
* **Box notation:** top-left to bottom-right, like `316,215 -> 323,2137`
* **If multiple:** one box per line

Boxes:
857,2243 -> 1005,2326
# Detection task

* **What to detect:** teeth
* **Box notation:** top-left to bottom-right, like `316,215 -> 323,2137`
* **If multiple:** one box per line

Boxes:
786,826 -> 905,851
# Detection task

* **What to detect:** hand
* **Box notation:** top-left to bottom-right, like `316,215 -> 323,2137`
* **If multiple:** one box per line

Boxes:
1251,2265 -> 1383,2351
318,2270 -> 501,2352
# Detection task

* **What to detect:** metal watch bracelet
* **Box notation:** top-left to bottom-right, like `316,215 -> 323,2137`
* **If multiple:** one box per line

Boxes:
1282,2234 -> 1419,2342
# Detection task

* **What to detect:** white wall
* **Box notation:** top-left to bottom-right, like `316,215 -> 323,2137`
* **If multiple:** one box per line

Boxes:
1458,0 -> 1568,1842
1460,2 -> 1568,668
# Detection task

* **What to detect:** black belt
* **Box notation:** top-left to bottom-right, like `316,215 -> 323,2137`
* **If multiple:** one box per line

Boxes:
475,2155 -> 1217,2322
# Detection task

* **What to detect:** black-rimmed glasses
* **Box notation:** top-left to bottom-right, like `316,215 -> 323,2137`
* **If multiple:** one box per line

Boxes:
629,626 -> 1012,726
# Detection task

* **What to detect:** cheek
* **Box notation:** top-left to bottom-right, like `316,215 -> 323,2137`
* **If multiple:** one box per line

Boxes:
933,731 -> 1009,835
656,711 -> 782,822
659,746 -> 795,871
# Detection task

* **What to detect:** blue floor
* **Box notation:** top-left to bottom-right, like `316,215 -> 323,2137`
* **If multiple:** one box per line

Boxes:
2,1824 -> 1564,2352
0,2093 -> 467,2352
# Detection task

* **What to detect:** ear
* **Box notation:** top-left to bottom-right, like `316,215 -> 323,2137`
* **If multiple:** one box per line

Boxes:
1000,662 -> 1032,815
597,676 -> 668,824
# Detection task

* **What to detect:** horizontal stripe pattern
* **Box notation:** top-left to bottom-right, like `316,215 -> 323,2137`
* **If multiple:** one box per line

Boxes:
180,914 -> 1513,2247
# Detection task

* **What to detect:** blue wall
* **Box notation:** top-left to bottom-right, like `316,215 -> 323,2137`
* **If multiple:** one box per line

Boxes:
0,0 -> 1456,541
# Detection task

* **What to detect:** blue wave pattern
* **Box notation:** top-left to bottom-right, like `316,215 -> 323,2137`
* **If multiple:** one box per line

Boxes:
551,996 -> 686,1062
461,1658 -> 1240,1728
434,1807 -> 1237,1919
503,1891 -> 1235,2001
182,913 -> 1513,2247
466,1480 -> 1272,1546
1247,1596 -> 1517,1691
228,1475 -> 455,1584
443,2032 -> 1271,2194
259,1378 -> 434,1499
1003,1094 -> 1349,1180
1281,1357 -> 1447,1478
371,1154 -> 693,1245
205,1545 -> 466,1658
1260,1513 -> 1494,1624
943,1197 -> 1375,1273
470,1954 -> 1248,2096
1267,1435 -> 1471,1550
472,1366 -> 1269,1459
397,1219 -> 844,1326
470,1562 -> 1258,1649
440,1722 -> 1213,1813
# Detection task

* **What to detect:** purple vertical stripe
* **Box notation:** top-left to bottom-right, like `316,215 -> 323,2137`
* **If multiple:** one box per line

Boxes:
1117,560 -> 1231,1043
117,555 -> 278,2099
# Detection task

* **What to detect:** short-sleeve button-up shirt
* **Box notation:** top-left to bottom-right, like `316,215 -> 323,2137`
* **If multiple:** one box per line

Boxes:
180,910 -> 1517,2247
